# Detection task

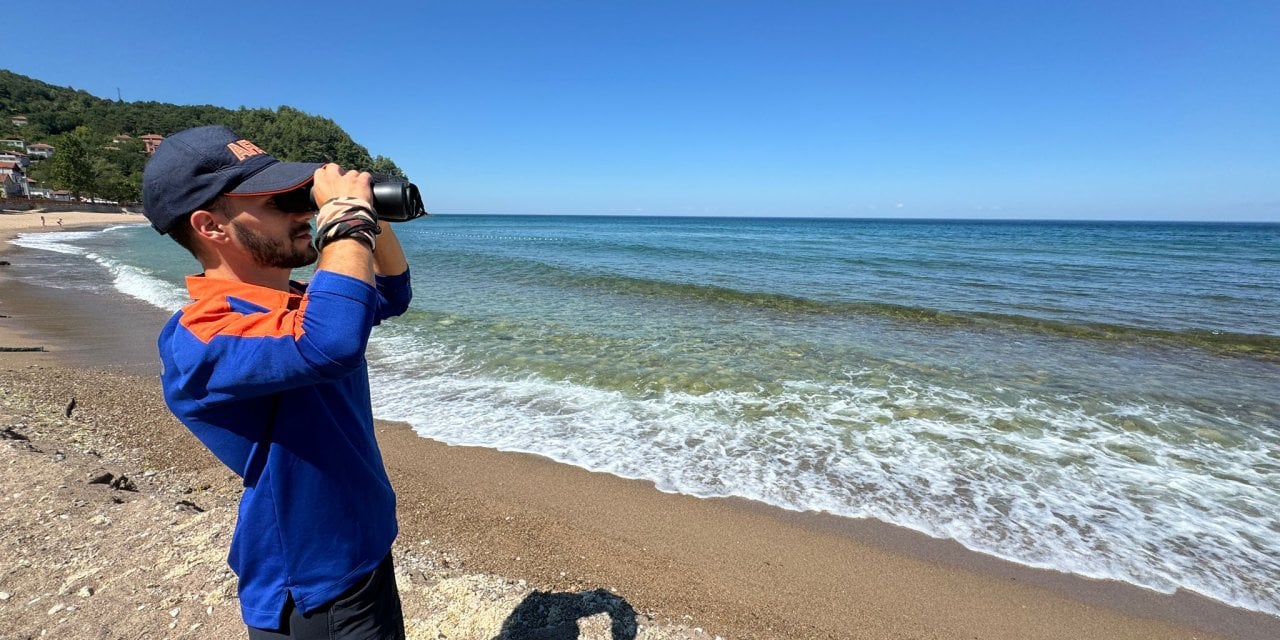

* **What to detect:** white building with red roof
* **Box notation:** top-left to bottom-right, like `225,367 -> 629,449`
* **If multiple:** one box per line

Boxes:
27,143 -> 54,159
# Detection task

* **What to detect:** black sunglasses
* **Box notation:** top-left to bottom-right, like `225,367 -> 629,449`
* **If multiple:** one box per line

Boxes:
269,187 -> 315,214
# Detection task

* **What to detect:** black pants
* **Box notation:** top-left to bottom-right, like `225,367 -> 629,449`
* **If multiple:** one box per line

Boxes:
247,553 -> 405,640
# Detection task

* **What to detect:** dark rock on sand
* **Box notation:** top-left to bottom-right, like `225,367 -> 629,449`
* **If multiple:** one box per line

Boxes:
109,474 -> 137,492
175,499 -> 205,513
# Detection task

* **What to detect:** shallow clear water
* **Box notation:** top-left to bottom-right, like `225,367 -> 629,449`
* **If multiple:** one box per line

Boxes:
12,216 -> 1280,616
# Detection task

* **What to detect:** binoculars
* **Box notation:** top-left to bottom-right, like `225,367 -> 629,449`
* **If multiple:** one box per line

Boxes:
276,174 -> 428,222
365,175 -> 428,222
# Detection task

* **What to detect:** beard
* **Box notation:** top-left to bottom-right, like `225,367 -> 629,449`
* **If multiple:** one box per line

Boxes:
231,220 -> 317,269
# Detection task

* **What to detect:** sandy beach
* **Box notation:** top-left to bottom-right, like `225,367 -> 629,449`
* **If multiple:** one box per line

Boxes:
0,209 -> 149,234
3,213 -> 1278,639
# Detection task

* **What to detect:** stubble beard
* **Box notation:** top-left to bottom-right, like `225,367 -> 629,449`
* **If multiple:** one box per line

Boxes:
231,220 -> 318,270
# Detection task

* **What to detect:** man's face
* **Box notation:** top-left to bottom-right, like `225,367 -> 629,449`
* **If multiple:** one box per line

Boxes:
225,191 -> 318,269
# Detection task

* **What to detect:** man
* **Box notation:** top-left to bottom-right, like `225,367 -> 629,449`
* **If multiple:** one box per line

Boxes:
142,125 -> 412,639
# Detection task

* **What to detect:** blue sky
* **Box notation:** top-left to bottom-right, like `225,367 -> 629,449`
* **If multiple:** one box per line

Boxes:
8,1 -> 1279,220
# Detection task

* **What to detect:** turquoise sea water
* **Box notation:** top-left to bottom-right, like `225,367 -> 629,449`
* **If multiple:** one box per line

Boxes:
11,216 -> 1280,617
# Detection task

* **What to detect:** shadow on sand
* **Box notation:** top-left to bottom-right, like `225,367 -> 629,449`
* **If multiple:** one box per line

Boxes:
495,588 -> 638,640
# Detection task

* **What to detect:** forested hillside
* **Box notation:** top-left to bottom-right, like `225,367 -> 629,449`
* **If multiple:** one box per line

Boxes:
0,69 -> 403,203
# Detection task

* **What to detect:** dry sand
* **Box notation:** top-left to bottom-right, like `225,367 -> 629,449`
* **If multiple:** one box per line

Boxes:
3,213 -> 1278,639
0,210 -> 148,234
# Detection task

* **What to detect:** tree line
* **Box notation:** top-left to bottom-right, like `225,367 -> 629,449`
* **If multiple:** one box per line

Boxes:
0,69 -> 404,202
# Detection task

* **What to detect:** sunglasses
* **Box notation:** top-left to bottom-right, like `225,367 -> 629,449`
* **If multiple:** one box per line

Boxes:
269,187 -> 316,214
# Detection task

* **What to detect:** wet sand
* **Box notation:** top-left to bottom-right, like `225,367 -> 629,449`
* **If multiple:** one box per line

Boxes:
3,215 -> 1278,639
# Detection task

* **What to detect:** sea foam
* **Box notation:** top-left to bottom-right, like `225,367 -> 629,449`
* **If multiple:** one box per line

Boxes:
10,229 -> 188,311
366,331 -> 1280,617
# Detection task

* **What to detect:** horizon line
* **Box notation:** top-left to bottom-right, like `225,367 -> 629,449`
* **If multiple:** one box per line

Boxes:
425,212 -> 1280,224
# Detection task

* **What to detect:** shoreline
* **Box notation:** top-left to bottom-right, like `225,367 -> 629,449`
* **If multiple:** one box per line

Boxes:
3,215 -> 1278,639
0,208 -> 148,233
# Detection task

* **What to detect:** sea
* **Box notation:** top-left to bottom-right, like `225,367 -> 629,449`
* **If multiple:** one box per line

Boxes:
9,215 -> 1280,618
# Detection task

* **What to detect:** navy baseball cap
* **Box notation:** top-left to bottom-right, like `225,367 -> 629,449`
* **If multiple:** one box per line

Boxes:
142,125 -> 322,234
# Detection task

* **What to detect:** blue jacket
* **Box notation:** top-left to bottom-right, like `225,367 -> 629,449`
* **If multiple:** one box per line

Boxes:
158,268 -> 411,629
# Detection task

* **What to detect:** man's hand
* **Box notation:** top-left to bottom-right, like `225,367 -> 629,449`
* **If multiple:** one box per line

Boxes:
311,163 -> 373,205
312,162 -> 380,253
312,164 -> 377,285
310,163 -> 409,281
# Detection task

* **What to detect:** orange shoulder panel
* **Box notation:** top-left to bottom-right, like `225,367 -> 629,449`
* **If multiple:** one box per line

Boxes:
179,296 -> 309,344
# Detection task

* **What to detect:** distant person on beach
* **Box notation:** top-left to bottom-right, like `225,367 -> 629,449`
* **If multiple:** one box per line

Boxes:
56,218 -> 62,228
142,125 -> 412,639
40,215 -> 45,226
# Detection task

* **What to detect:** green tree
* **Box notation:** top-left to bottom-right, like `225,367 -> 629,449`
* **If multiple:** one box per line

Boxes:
368,155 -> 406,179
93,159 -> 139,203
46,126 -> 102,199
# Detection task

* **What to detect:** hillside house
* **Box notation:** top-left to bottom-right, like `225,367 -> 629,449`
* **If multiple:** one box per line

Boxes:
0,160 -> 28,196
0,139 -> 24,151
27,143 -> 53,159
0,173 -> 24,197
0,150 -> 29,167
141,133 -> 163,154
11,115 -> 27,127
27,178 -> 50,199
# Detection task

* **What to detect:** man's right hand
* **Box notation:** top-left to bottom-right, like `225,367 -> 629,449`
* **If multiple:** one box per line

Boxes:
311,163 -> 374,206
312,164 -> 378,285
